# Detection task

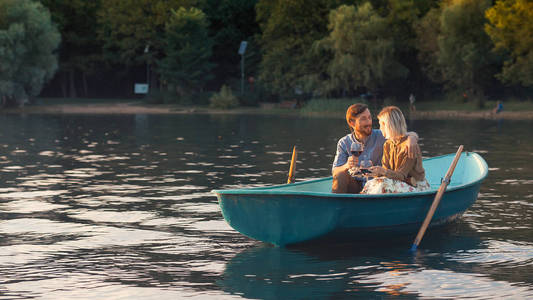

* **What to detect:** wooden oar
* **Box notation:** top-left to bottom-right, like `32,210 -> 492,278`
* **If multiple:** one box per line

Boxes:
410,145 -> 464,252
287,146 -> 298,184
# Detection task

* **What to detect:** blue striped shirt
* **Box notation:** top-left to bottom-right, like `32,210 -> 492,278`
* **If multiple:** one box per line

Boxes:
332,129 -> 386,173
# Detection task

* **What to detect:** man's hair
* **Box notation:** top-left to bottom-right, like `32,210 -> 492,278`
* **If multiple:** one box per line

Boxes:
345,103 -> 369,127
377,106 -> 407,139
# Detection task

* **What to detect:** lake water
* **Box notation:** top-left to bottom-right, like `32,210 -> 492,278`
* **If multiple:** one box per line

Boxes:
0,113 -> 532,299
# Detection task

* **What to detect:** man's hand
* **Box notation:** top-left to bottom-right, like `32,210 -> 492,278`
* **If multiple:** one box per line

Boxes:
406,132 -> 419,159
347,155 -> 359,170
367,166 -> 386,177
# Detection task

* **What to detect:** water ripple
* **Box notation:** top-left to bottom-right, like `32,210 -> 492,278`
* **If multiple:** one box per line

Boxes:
358,269 -> 533,299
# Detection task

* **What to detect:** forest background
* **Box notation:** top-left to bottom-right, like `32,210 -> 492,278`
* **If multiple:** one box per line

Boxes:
1,0 -> 532,110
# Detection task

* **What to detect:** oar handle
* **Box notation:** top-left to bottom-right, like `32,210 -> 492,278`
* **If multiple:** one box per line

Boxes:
287,146 -> 298,184
411,145 -> 464,252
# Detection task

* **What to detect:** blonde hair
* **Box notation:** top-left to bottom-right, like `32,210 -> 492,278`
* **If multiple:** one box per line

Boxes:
377,106 -> 407,139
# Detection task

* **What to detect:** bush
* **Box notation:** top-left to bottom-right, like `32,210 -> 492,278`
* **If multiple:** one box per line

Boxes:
209,85 -> 239,109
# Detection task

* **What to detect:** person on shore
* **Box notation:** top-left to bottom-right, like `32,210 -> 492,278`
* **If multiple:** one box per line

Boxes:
409,93 -> 416,113
362,106 -> 430,194
492,101 -> 503,114
331,103 -> 418,194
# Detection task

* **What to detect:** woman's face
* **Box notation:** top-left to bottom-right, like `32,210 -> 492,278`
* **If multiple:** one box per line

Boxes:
378,118 -> 387,139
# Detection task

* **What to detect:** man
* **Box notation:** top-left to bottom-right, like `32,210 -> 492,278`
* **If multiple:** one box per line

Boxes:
331,103 -> 417,193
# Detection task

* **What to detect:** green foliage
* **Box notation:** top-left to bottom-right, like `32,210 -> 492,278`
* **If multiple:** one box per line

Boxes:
415,0 -> 501,99
0,0 -> 60,104
437,0 -> 499,93
40,0 -> 103,97
97,0 -> 203,67
158,7 -> 214,96
385,0 -> 433,95
415,7 -> 442,83
386,0 -> 421,51
209,85 -> 239,109
485,0 -> 533,86
204,0 -> 261,80
144,89 -> 173,104
320,3 -> 408,95
256,0 -> 339,97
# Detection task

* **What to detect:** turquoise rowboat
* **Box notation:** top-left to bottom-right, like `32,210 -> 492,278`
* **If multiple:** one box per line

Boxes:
213,152 -> 488,247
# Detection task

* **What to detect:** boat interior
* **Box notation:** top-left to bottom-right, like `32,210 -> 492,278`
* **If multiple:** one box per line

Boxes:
250,152 -> 488,194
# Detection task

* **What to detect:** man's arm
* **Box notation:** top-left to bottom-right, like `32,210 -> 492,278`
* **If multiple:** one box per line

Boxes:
332,156 -> 357,175
406,131 -> 419,159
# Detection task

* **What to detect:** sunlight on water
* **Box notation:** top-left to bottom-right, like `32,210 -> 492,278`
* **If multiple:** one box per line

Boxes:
0,200 -> 68,213
0,115 -> 531,299
0,190 -> 67,199
64,168 -> 108,177
0,218 -> 176,266
447,240 -> 533,266
359,269 -> 533,299
68,210 -> 156,224
185,220 -> 235,232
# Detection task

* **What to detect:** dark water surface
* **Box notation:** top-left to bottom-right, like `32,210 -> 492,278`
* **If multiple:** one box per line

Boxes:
0,114 -> 532,299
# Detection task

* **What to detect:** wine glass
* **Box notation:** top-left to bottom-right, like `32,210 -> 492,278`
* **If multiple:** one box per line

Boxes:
359,159 -> 373,175
350,142 -> 363,157
349,143 -> 363,176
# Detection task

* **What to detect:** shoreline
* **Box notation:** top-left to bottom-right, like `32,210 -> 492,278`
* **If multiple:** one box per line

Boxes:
2,102 -> 533,120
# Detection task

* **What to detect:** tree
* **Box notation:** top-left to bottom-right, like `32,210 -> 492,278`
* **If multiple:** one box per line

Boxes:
204,0 -> 260,84
256,0 -> 341,97
415,6 -> 443,84
485,0 -> 533,87
320,3 -> 408,96
416,0 -> 500,98
97,0 -> 203,87
0,0 -> 60,105
385,0 -> 437,96
40,0 -> 103,97
439,0 -> 501,97
158,7 -> 214,96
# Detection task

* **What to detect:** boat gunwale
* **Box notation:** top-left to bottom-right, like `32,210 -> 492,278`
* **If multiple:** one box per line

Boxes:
212,152 -> 488,199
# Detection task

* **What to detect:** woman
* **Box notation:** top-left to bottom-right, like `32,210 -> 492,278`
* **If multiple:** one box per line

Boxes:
362,106 -> 430,194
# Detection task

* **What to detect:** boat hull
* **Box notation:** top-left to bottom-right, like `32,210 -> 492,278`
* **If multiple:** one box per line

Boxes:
215,152 -> 488,246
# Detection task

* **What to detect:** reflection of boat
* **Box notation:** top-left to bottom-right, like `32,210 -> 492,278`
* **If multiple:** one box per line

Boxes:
213,152 -> 488,246
219,229 -> 485,299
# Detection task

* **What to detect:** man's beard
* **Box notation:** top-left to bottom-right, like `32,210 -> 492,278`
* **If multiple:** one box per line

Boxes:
357,125 -> 372,137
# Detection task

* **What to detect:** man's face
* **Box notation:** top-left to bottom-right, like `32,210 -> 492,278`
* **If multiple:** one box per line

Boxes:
351,108 -> 372,137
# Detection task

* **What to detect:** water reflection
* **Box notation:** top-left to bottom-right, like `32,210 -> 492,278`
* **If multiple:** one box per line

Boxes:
0,114 -> 531,299
220,225 -> 533,299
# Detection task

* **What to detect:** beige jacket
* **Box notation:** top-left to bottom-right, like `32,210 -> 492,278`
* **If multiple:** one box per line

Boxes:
382,135 -> 426,186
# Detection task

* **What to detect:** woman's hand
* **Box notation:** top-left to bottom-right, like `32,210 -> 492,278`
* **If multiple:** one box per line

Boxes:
367,166 -> 386,177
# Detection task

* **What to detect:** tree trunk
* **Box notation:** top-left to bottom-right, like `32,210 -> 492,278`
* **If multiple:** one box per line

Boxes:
61,72 -> 67,97
69,69 -> 77,98
82,72 -> 88,97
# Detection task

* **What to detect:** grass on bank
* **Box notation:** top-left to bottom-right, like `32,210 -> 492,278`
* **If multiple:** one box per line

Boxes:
299,97 -> 533,114
415,99 -> 533,112
34,95 -> 533,114
299,97 -> 409,115
36,97 -> 137,105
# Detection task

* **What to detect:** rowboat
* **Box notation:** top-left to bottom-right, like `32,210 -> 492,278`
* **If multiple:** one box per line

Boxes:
213,152 -> 488,247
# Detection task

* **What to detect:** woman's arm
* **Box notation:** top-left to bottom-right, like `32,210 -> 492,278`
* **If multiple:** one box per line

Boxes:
369,143 -> 417,181
382,157 -> 415,181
